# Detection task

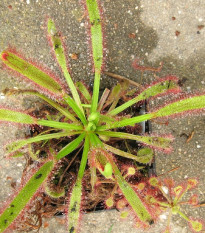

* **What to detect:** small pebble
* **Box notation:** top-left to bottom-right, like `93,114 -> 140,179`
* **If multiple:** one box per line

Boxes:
162,186 -> 168,194
0,93 -> 5,99
159,214 -> 167,220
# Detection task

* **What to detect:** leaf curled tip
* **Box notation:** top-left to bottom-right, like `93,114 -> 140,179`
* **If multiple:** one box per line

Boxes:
44,184 -> 65,198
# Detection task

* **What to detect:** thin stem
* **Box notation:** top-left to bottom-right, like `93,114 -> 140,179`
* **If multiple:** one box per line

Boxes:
158,186 -> 172,204
6,90 -> 78,122
166,209 -> 173,231
7,131 -> 81,153
91,71 -> 101,113
97,88 -> 110,112
78,135 -> 90,178
37,120 -> 83,130
97,113 -> 154,131
97,131 -> 172,151
176,210 -> 190,222
86,0 -> 103,114
103,143 -> 149,163
104,71 -> 142,88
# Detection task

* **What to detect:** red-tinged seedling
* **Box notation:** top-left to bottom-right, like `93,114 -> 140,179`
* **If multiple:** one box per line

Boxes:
173,185 -> 184,197
0,0 -> 205,232
187,178 -> 198,190
148,178 -> 204,232
188,194 -> 199,206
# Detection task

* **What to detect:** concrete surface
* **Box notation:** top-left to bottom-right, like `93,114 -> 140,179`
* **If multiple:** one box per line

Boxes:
0,0 -> 205,232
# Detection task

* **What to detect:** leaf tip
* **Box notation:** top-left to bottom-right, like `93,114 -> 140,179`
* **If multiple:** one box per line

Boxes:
1,51 -> 9,61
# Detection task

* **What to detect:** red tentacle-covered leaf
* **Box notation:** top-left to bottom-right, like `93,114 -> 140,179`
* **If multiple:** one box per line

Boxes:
108,76 -> 181,116
0,107 -> 36,124
151,92 -> 205,119
1,50 -> 65,98
0,160 -> 54,232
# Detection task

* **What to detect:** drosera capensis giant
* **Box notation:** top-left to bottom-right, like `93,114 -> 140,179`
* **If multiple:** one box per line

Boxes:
0,0 -> 205,232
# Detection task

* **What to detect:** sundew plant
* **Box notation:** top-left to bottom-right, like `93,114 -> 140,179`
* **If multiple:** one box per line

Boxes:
0,1 -> 205,232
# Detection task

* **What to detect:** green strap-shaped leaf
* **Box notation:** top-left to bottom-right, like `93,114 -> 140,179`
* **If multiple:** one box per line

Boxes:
98,94 -> 205,130
154,94 -> 205,118
76,82 -> 92,104
89,134 -> 103,188
0,108 -> 36,124
64,95 -> 87,125
97,113 -> 154,131
47,19 -> 84,115
67,179 -> 82,233
0,160 -> 54,233
55,133 -> 85,160
109,78 -> 179,116
104,154 -> 153,225
112,163 -> 153,225
1,51 -> 63,96
99,114 -> 115,124
6,131 -> 80,153
8,90 -> 77,122
68,135 -> 89,233
86,0 -> 103,73
106,83 -> 121,109
89,132 -> 103,148
86,0 -> 103,113
97,131 -> 173,151
37,119 -> 83,130
104,144 -> 153,164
